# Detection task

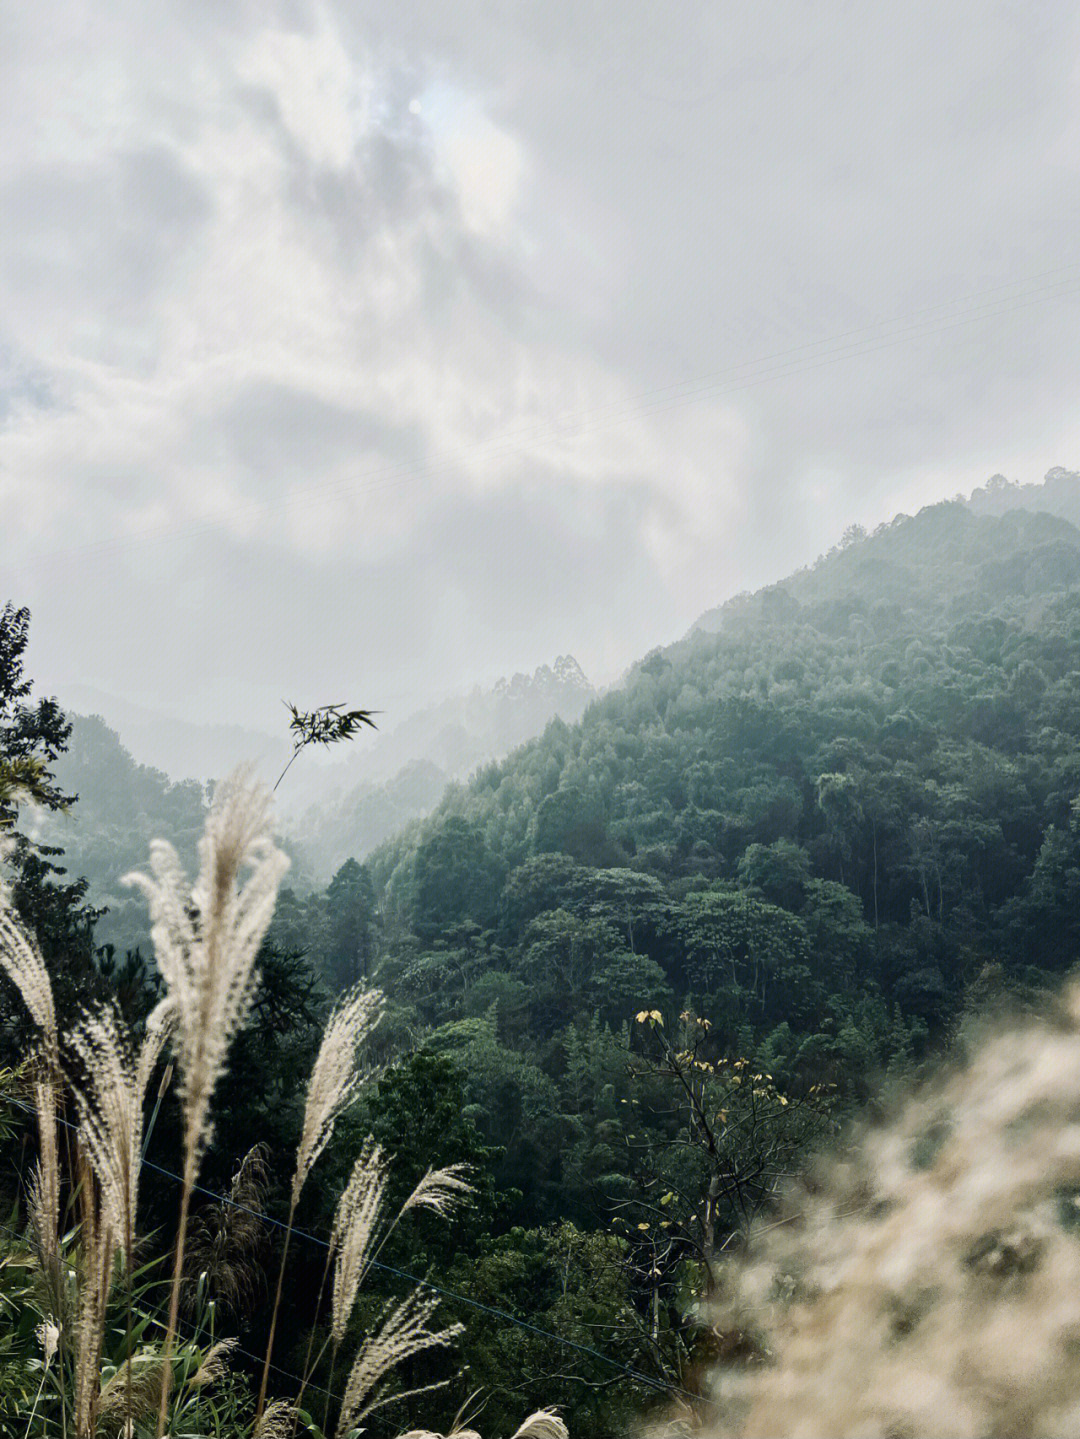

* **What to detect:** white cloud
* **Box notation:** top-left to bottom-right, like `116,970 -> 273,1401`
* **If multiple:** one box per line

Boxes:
2,0 -> 1078,731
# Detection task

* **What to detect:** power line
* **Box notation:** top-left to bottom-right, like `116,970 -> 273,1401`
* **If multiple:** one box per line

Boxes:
4,1095 -> 712,1410
0,1215 -> 345,1409
21,261 -> 1080,571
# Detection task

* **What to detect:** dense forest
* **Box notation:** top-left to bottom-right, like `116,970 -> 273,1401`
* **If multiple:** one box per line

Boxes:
5,473 -> 1080,1435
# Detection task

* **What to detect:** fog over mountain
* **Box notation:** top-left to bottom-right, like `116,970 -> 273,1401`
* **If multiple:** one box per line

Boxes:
5,1 -> 1080,734
7,4 -> 1080,1433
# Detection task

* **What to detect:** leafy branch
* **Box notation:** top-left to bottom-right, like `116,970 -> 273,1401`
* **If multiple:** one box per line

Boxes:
274,701 -> 379,791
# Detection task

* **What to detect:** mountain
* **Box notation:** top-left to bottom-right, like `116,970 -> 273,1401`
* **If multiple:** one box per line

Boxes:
965,465 -> 1080,527
285,656 -> 595,879
57,684 -> 291,787
691,468 -> 1080,638
344,473 -> 1080,1236
32,712 -> 210,955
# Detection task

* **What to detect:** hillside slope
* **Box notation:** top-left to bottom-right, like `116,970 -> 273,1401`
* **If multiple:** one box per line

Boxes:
286,655 -> 595,878
358,484 -> 1080,1223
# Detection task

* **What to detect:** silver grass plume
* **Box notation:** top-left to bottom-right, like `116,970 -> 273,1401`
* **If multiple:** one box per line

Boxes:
190,1335 -> 238,1386
702,981 -> 1080,1439
67,998 -> 174,1259
330,1139 -> 391,1347
255,1398 -> 300,1438
337,1288 -> 464,1436
0,904 -> 57,1035
330,1147 -> 473,1348
395,1413 -> 567,1439
398,1430 -> 481,1439
73,1153 -> 116,1439
258,985 -> 382,1419
292,985 -> 383,1205
97,1351 -> 164,1425
511,1412 -> 570,1439
0,902 -> 61,1285
401,1164 -> 474,1219
122,765 -> 289,1436
122,765 -> 289,1175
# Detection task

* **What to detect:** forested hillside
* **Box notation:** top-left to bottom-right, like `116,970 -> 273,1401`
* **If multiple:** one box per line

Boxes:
349,489 -> 1080,1228
286,656 -> 596,880
8,480 -> 1080,1436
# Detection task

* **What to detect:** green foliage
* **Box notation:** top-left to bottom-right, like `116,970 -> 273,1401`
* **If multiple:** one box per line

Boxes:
12,490 -> 1080,1434
276,700 -> 378,792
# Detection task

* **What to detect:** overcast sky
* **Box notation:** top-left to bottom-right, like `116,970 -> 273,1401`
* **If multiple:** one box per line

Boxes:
3,0 -> 1079,735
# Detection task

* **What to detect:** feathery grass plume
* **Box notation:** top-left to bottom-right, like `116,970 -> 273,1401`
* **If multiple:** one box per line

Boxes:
511,1412 -> 570,1439
122,765 -> 289,1176
257,985 -> 382,1418
67,998 -> 173,1435
0,904 -> 57,1035
67,998 -> 174,1261
35,1316 -> 60,1366
184,1143 -> 270,1316
292,986 -> 383,1206
122,764 -> 290,1436
73,1151 -> 117,1439
330,1148 -> 474,1350
701,981 -> 1080,1439
0,903 -> 61,1291
337,1288 -> 464,1436
255,1398 -> 301,1438
398,1430 -> 482,1438
97,1351 -> 164,1425
24,1315 -> 61,1439
401,1164 -> 474,1219
190,1335 -> 239,1386
395,1393 -> 485,1439
330,1139 -> 390,1347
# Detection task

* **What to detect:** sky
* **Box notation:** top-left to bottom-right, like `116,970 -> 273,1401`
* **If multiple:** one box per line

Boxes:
3,0 -> 1080,736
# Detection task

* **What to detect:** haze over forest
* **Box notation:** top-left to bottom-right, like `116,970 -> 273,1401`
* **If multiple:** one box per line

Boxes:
4,3 -> 1080,1437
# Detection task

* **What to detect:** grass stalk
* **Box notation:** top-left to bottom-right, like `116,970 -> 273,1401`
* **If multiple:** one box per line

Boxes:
256,1194 -> 297,1420
156,1157 -> 195,1437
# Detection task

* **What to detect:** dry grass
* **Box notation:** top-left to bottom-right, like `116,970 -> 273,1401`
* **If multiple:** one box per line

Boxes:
1,762 -> 498,1439
66,998 -> 173,1261
0,906 -> 60,1286
122,764 -> 290,1434
121,765 -> 290,1176
338,1288 -> 464,1435
184,1142 -> 271,1316
331,1138 -> 391,1347
701,983 -> 1080,1438
258,984 -> 383,1418
292,985 -> 383,1206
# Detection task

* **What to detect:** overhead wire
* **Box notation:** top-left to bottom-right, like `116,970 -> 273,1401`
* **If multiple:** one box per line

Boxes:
3,1094 -> 713,1410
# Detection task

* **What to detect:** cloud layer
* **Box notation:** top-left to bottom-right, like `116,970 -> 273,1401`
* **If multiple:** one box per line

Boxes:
3,0 -> 1079,730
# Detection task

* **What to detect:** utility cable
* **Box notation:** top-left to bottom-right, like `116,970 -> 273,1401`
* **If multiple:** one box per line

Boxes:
4,1095 -> 713,1410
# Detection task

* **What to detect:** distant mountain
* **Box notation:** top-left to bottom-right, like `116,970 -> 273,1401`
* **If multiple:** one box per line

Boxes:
32,713 -> 210,956
965,466 -> 1080,527
691,467 -> 1080,639
57,684 -> 291,788
286,656 -> 595,879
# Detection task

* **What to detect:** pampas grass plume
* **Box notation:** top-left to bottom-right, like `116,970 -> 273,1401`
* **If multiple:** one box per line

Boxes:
67,998 -> 174,1255
338,1288 -> 463,1435
122,765 -> 289,1173
511,1411 -> 570,1439
293,985 -> 383,1205
702,980 -> 1080,1438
